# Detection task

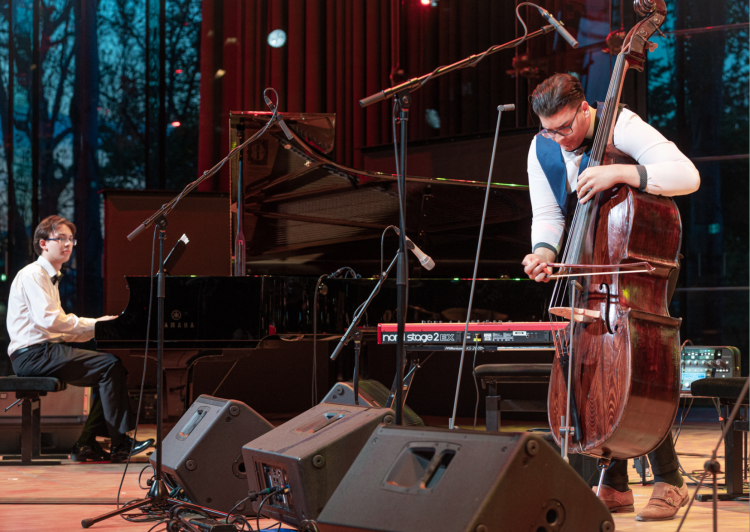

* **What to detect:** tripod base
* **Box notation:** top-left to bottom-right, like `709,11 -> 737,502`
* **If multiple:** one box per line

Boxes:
81,479 -> 169,529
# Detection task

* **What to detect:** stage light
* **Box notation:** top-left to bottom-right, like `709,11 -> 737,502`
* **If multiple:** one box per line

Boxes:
420,0 -> 430,5
268,29 -> 287,48
175,69 -> 183,74
171,121 -> 181,127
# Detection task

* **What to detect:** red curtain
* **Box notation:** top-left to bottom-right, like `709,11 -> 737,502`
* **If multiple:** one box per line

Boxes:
196,0 -> 606,192
198,0 -> 394,191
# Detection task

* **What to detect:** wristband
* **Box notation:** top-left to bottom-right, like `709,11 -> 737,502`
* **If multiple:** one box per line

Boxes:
636,165 -> 648,192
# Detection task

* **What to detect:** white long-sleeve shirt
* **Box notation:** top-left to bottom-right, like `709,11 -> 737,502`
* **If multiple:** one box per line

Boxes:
7,256 -> 98,355
527,107 -> 700,255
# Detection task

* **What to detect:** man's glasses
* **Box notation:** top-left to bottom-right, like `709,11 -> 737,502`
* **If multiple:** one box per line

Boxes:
46,237 -> 77,246
539,103 -> 582,139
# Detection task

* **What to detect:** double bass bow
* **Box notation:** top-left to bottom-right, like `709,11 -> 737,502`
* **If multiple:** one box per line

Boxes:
546,0 -> 682,465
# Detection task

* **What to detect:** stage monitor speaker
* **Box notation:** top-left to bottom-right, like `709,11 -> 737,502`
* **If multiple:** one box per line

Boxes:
316,426 -> 614,532
242,402 -> 395,529
149,395 -> 273,516
321,380 -> 423,426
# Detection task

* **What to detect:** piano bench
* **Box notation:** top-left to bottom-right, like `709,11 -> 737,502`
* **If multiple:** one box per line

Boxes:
691,377 -> 748,501
0,376 -> 67,466
475,364 -> 552,432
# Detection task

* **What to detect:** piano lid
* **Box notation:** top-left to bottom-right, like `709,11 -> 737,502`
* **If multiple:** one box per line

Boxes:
229,112 -> 532,275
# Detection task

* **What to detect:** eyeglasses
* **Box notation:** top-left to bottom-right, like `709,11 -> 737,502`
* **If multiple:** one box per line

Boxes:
539,103 -> 582,139
46,237 -> 77,246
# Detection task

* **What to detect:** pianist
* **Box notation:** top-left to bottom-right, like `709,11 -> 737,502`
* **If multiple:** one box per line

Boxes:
6,215 -> 154,462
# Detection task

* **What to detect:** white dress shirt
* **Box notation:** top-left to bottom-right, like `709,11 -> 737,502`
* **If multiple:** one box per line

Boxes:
6,256 -> 98,355
527,107 -> 701,255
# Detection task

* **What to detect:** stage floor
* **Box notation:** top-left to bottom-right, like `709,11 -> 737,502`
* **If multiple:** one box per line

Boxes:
0,418 -> 746,531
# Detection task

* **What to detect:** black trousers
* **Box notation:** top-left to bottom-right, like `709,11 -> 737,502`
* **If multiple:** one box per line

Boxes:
603,431 -> 680,490
11,343 -> 134,445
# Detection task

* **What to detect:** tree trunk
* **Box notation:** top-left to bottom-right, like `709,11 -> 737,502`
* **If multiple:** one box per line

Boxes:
73,0 -> 103,317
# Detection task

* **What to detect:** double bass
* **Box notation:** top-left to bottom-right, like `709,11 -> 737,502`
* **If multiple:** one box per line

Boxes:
546,0 -> 682,463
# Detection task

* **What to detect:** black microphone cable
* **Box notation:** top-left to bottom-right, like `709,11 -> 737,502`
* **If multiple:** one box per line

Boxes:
116,224 -> 159,514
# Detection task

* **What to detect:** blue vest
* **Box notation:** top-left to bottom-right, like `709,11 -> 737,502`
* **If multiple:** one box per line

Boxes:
535,135 -> 591,216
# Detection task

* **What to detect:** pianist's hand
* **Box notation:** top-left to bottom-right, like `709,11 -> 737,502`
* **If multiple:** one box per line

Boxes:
522,253 -> 553,283
96,315 -> 118,321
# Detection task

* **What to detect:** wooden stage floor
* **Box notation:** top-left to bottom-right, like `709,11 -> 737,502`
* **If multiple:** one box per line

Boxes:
0,418 -> 747,531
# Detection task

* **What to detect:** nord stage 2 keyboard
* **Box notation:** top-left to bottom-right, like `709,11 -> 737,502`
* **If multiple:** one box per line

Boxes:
377,322 -> 568,351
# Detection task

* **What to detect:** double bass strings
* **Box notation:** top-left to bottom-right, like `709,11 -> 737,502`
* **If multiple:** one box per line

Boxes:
549,51 -> 627,314
547,52 -> 629,444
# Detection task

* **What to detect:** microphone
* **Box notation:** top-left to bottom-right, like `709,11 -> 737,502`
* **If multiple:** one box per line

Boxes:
163,234 -> 189,275
497,104 -> 516,112
393,228 -> 435,270
263,94 -> 294,140
538,8 -> 579,49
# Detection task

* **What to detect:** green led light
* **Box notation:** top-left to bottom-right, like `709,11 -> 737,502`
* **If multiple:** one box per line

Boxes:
0,274 -> 6,282
453,277 -> 460,281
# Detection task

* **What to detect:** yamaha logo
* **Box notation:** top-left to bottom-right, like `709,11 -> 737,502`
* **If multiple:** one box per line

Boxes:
171,310 -> 182,321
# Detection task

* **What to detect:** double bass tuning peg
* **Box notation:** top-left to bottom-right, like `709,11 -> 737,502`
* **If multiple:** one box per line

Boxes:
634,0 -> 657,17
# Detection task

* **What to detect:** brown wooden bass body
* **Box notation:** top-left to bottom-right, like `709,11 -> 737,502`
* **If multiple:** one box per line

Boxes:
544,0 -> 681,462
547,179 -> 682,460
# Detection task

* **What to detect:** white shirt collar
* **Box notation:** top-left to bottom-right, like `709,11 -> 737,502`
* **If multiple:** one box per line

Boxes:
36,256 -> 60,278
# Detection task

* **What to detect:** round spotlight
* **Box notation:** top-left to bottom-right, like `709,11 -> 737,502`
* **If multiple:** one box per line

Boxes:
171,121 -> 181,127
420,0 -> 430,4
267,29 -> 287,48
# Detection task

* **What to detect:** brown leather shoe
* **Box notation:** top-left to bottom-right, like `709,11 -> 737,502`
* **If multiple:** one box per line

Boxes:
593,484 -> 635,513
636,481 -> 690,521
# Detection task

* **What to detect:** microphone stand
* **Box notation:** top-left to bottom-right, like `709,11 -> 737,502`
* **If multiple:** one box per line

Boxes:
82,97 -> 285,530
330,254 -> 399,403
361,23 -> 557,425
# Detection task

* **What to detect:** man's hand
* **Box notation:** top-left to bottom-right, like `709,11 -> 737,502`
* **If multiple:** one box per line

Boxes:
576,164 -> 640,204
96,315 -> 118,321
523,253 -> 554,283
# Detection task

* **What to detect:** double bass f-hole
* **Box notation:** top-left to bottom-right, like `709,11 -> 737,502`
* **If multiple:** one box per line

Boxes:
599,283 -> 614,334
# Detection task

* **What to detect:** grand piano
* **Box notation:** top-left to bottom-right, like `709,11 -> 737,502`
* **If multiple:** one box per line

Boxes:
96,112 -> 549,418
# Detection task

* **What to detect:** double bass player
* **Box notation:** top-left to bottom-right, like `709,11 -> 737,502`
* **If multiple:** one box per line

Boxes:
522,73 -> 700,521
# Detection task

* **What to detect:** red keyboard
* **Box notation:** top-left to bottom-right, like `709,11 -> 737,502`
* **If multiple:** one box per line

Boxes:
377,322 -> 567,347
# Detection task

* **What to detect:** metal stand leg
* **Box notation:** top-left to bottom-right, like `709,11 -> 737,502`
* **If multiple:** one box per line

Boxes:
596,454 -> 612,497
704,458 -> 721,532
352,330 -> 362,406
560,279 -> 578,462
485,382 -> 501,432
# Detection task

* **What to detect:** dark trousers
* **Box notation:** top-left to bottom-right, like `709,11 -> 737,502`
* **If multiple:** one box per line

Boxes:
11,343 -> 134,445
603,432 -> 680,490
